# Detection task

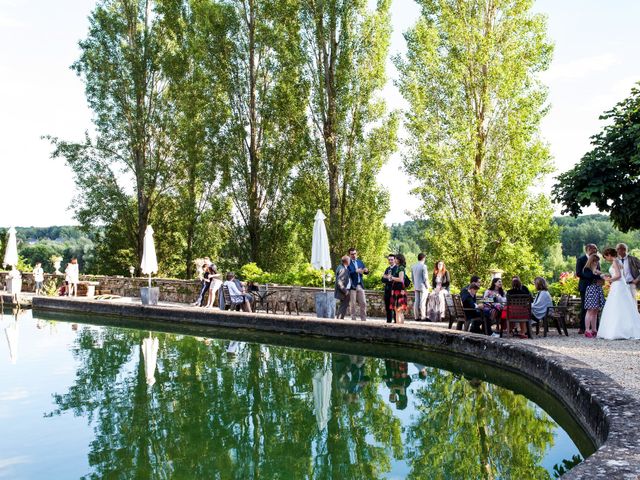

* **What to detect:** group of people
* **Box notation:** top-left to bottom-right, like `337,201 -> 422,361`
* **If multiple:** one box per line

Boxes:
459,275 -> 554,337
334,248 -> 451,324
29,258 -> 80,297
192,257 -> 254,312
576,243 -> 640,340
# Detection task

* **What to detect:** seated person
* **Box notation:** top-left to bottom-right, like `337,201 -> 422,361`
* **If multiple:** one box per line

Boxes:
461,283 -> 486,334
531,276 -> 553,324
460,275 -> 481,298
482,277 -> 507,329
223,273 -> 253,312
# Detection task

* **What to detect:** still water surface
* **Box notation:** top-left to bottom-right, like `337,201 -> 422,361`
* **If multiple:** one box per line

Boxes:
1,309 -> 590,479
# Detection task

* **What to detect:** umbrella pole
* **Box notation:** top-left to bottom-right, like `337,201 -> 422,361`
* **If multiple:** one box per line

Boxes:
322,268 -> 326,293
148,274 -> 151,289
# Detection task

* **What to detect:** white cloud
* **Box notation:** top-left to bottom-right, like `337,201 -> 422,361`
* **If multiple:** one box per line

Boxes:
541,53 -> 620,82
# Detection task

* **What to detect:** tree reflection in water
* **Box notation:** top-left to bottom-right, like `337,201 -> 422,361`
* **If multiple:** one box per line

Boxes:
48,325 -> 560,479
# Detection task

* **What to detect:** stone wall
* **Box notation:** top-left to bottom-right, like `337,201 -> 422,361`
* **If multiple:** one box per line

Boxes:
1,271 -> 595,324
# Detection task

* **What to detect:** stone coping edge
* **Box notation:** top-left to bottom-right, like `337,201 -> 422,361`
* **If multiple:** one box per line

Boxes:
32,296 -> 640,479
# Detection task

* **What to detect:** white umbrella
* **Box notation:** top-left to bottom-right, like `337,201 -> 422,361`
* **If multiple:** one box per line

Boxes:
312,368 -> 332,431
311,210 -> 332,292
142,335 -> 159,386
3,226 -> 18,268
140,225 -> 158,289
5,319 -> 19,364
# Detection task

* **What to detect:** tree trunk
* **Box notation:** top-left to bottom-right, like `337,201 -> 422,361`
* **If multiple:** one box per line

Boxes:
247,0 -> 261,265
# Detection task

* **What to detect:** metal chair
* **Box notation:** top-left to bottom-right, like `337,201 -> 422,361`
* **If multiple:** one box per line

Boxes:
504,294 -> 532,338
538,294 -> 570,337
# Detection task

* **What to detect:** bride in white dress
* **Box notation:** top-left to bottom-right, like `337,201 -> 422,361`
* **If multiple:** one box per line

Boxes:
598,248 -> 640,340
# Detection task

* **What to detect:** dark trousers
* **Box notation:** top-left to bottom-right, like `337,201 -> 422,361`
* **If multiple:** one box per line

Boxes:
384,289 -> 394,323
579,289 -> 586,331
195,281 -> 208,306
336,296 -> 350,319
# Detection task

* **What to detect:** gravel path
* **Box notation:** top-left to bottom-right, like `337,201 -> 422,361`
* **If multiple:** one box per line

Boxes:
528,331 -> 640,398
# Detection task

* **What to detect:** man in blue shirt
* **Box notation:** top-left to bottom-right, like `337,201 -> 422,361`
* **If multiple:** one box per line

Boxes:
347,247 -> 369,321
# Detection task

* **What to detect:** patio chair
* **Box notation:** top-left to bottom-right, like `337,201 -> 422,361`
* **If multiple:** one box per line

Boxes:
538,294 -> 570,337
504,294 -> 532,338
222,285 -> 242,311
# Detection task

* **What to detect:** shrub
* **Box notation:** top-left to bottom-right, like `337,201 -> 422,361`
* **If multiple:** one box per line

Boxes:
548,272 -> 579,299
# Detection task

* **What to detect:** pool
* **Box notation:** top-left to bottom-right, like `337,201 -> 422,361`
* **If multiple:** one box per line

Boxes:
1,309 -> 593,479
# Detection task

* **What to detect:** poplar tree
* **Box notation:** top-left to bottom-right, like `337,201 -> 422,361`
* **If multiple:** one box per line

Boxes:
396,0 -> 557,285
298,0 -> 397,266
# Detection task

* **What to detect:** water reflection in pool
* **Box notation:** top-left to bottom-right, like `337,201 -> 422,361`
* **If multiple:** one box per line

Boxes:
0,310 -> 587,479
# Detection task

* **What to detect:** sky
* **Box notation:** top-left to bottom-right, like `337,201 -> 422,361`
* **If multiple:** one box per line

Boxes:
1,0 -> 639,228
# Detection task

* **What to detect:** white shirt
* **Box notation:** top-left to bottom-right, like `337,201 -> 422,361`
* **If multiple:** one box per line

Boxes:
33,267 -> 44,282
65,263 -> 79,283
224,280 -> 245,303
620,256 -> 634,283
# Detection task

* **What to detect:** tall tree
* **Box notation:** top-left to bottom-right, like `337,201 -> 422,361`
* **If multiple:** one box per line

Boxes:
299,0 -> 397,266
396,0 -> 557,285
156,0 -> 233,277
221,0 -> 309,270
553,83 -> 640,233
48,0 -> 174,272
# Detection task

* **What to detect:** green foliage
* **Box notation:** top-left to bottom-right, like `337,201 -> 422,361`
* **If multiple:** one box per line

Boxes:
238,262 -> 333,288
553,83 -> 640,232
547,273 -> 580,299
42,278 -> 63,297
396,0 -> 557,287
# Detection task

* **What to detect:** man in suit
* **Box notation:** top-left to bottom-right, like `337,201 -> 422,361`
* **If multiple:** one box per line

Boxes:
576,243 -> 598,334
411,253 -> 429,321
347,247 -> 369,321
617,243 -> 640,300
335,256 -> 351,319
382,254 -> 396,323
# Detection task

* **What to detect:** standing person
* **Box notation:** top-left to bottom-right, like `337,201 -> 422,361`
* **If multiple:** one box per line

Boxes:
389,254 -> 409,324
598,248 -> 640,339
616,243 -> 640,300
347,247 -> 369,321
65,258 -> 79,297
382,254 -> 396,323
205,264 -> 223,308
582,254 -> 604,338
335,256 -> 351,319
576,243 -> 598,334
33,262 -> 44,296
411,253 -> 429,321
193,264 -> 211,306
428,261 -> 450,321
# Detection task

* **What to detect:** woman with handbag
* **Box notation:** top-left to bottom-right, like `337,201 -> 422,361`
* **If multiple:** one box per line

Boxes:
390,254 -> 409,324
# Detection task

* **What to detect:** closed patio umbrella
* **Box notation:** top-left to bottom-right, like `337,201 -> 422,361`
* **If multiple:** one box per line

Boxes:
3,226 -> 18,268
142,334 -> 159,386
312,366 -> 332,431
5,319 -> 19,364
140,225 -> 158,289
311,210 -> 332,292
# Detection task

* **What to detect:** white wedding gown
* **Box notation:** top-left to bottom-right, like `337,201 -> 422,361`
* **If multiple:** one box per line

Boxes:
598,261 -> 640,340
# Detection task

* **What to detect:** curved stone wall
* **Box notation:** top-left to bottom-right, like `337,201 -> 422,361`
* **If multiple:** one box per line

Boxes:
32,296 -> 640,478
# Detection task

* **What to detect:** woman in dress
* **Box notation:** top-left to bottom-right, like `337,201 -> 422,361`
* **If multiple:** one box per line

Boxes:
428,261 -> 450,321
205,263 -> 223,308
598,248 -> 640,340
65,257 -> 79,297
583,253 -> 605,338
389,254 -> 409,324
483,277 -> 507,332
